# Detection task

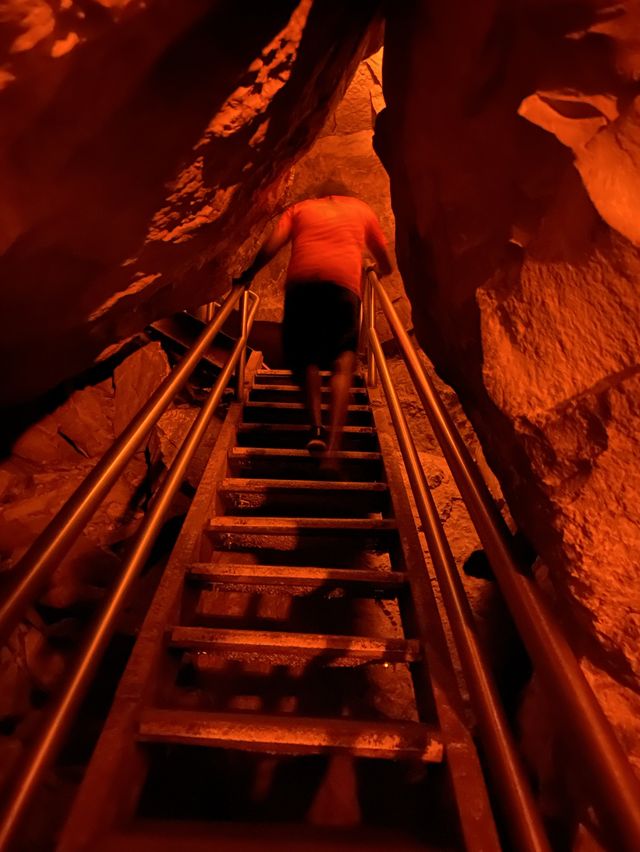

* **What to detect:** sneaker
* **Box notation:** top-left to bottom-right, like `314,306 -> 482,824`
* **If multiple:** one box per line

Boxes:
306,426 -> 327,453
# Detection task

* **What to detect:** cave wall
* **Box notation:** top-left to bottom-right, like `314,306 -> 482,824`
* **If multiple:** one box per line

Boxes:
378,0 -> 640,770
0,0 -> 380,406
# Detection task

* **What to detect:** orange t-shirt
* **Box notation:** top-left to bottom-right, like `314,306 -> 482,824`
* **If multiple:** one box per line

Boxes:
265,196 -> 389,299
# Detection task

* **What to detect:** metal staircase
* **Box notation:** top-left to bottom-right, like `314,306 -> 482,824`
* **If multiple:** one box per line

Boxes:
3,279 -> 639,851
56,364 -> 498,851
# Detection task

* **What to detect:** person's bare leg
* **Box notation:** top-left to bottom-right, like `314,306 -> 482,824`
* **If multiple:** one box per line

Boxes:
305,364 -> 326,451
326,350 -> 356,455
305,364 -> 322,428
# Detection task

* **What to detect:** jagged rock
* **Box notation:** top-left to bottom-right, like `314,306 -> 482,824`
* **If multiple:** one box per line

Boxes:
0,1 -> 382,405
150,406 -> 199,470
0,645 -> 31,720
0,737 -> 22,793
41,535 -> 122,609
380,0 -> 640,768
55,378 -> 115,458
1,623 -> 66,716
113,342 -> 170,437
11,417 -> 82,466
21,624 -> 66,692
0,463 -> 92,563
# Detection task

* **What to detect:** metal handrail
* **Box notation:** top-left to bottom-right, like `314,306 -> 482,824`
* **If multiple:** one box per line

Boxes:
366,269 -> 640,850
364,301 -> 549,852
0,289 -> 259,850
0,285 -> 247,647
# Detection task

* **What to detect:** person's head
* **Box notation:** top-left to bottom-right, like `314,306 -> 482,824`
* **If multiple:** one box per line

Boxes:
312,179 -> 357,199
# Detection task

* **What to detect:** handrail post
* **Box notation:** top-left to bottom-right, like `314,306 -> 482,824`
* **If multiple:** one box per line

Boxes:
365,270 -> 377,387
236,288 -> 249,402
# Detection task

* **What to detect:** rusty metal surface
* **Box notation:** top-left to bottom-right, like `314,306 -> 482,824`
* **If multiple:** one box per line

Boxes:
229,447 -> 382,461
219,477 -> 388,492
190,562 -> 406,593
237,422 -> 375,434
207,516 -> 396,533
243,400 -> 371,412
169,625 -> 421,666
138,708 -> 443,762
253,368 -> 366,384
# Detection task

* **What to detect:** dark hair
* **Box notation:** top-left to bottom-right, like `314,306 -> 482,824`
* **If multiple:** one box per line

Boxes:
312,179 -> 357,198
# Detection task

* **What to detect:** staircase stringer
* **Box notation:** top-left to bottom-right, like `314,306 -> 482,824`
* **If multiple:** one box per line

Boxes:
368,383 -> 501,852
57,353 -> 262,852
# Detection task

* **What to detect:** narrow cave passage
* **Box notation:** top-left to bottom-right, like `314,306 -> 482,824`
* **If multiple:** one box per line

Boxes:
1,3 -> 639,851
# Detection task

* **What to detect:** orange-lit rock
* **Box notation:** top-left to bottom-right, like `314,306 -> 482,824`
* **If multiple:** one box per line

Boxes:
379,0 -> 640,781
0,340 -> 184,755
0,342 -> 169,579
0,1 -> 381,405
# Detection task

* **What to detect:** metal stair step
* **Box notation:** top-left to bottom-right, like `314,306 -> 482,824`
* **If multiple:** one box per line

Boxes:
138,708 -> 442,761
230,447 -> 381,462
208,516 -> 396,534
219,477 -> 389,516
254,369 -> 366,387
147,314 -> 252,371
207,516 -> 397,554
243,401 -> 373,425
228,447 -> 383,482
249,385 -> 369,404
251,384 -> 366,394
236,423 -> 378,451
219,477 -> 387,493
208,517 -> 396,530
168,625 -> 420,665
189,562 -> 407,596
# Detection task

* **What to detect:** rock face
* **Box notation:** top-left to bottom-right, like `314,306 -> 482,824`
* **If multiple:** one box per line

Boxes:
0,340 -> 202,791
0,0 -> 380,405
0,343 -> 170,585
379,0 -> 640,776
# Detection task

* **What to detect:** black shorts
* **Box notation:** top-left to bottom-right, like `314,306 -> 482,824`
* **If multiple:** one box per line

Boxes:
282,281 -> 361,376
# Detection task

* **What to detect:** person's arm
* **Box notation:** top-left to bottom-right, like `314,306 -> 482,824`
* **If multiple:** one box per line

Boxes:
235,207 -> 294,285
365,213 -> 392,277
